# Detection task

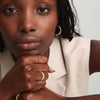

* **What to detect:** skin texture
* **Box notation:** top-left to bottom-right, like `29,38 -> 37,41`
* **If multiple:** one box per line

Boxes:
0,55 -> 50,99
0,0 -> 58,100
0,0 -> 58,58
0,0 -> 100,100
89,40 -> 100,74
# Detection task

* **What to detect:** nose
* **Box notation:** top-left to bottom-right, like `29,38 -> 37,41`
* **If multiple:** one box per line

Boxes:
18,12 -> 36,33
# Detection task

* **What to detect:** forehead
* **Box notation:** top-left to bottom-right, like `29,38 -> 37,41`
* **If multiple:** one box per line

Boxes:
0,0 -> 57,7
0,0 -> 56,2
0,0 -> 57,6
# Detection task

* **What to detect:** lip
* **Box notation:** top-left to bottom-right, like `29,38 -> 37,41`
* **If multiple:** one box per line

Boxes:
16,42 -> 41,50
16,36 -> 41,43
15,36 -> 42,50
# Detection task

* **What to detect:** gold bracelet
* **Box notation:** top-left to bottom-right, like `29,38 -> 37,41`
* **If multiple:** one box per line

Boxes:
16,93 -> 20,100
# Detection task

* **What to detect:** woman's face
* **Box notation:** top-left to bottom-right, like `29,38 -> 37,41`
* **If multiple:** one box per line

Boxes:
0,0 -> 58,58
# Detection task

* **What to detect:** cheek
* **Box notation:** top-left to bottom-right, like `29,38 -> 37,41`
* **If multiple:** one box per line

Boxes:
39,23 -> 56,49
0,27 -> 14,46
0,19 -> 16,43
0,24 -> 16,51
0,15 -> 17,34
37,18 -> 57,54
38,17 -> 57,41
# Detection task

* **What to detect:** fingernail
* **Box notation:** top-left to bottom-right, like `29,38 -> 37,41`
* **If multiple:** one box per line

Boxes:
49,67 -> 55,73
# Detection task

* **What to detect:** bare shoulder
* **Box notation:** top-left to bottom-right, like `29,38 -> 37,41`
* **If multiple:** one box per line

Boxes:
89,40 -> 100,74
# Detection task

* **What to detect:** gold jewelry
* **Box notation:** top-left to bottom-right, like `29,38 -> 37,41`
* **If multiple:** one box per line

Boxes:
40,71 -> 45,81
55,25 -> 62,37
16,93 -> 20,100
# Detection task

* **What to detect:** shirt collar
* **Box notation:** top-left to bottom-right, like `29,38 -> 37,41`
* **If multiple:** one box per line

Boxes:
48,38 -> 67,79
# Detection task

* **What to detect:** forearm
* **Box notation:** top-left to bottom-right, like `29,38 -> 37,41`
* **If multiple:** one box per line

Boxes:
61,95 -> 100,100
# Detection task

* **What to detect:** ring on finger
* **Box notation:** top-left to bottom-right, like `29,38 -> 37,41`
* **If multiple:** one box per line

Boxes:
40,71 -> 45,81
16,93 -> 20,100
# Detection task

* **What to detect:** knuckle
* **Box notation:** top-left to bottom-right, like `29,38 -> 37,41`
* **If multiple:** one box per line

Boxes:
24,65 -> 31,71
38,55 -> 48,63
42,56 -> 48,63
23,65 -> 34,73
22,93 -> 33,100
24,73 -> 32,80
25,93 -> 33,100
43,64 -> 49,71
26,83 -> 33,90
19,56 -> 33,65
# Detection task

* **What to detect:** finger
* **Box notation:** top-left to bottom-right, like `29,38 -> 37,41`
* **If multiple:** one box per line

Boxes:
32,64 -> 49,72
20,55 -> 48,65
24,75 -> 46,92
37,55 -> 48,64
23,64 -> 49,73
31,55 -> 48,64
48,67 -> 55,73
33,81 -> 46,91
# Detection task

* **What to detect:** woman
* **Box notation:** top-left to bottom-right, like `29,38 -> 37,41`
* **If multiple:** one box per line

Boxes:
0,0 -> 100,100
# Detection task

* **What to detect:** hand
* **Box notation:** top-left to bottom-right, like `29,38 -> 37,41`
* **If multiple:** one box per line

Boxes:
17,87 -> 63,100
0,55 -> 54,99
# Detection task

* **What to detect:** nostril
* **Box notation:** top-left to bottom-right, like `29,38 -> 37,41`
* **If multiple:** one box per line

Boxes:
21,29 -> 25,33
21,29 -> 35,33
30,29 -> 35,32
22,29 -> 26,33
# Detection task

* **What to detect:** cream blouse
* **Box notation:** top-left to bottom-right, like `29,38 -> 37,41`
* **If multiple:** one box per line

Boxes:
0,36 -> 90,97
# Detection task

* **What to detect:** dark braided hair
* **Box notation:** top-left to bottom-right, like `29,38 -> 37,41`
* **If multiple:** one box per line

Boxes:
57,0 -> 80,40
0,0 -> 80,52
0,34 -> 4,52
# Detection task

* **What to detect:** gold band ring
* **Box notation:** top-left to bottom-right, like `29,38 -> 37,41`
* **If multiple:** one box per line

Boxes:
16,93 -> 20,100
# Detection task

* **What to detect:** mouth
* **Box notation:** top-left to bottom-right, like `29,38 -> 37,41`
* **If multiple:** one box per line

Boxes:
16,42 -> 41,50
15,36 -> 42,50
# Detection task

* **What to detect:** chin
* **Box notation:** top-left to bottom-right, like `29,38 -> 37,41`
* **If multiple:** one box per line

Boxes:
14,50 -> 42,58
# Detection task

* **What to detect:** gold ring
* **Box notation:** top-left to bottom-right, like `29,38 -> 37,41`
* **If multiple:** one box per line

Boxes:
16,93 -> 20,100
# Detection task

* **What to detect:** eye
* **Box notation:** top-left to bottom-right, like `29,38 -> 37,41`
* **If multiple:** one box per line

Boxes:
3,8 -> 17,14
37,7 -> 50,15
38,8 -> 48,13
4,8 -> 17,13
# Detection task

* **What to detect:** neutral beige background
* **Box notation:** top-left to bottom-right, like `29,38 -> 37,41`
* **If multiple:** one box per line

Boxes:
73,0 -> 100,40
